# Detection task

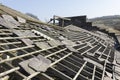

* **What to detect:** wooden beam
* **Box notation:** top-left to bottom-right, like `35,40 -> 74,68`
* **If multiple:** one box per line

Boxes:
0,67 -> 20,77
0,45 -> 34,53
0,33 -> 13,35
0,41 -> 21,46
54,15 -> 71,21
45,48 -> 67,58
72,61 -> 87,80
0,46 -> 58,63
0,36 -> 41,40
92,66 -> 96,80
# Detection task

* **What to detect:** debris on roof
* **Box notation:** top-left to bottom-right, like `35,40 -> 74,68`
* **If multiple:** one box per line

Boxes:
0,4 -> 120,80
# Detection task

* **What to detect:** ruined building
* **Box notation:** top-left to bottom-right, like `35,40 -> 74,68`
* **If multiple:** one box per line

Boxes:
0,4 -> 120,80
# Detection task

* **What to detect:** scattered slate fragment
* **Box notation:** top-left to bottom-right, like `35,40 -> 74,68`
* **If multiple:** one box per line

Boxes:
29,55 -> 51,72
19,55 -> 51,74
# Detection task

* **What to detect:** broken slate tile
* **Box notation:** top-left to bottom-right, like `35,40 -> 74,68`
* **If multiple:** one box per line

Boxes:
28,55 -> 51,72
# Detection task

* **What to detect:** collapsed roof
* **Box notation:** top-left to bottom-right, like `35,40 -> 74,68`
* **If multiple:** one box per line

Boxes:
0,4 -> 120,80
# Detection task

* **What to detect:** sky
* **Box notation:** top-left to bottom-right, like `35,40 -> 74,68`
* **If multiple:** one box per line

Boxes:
0,0 -> 120,21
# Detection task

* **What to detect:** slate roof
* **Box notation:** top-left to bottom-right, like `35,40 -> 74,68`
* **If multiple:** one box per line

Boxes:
0,4 -> 120,80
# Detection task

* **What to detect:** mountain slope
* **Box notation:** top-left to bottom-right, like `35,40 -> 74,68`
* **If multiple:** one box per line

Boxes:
89,15 -> 120,31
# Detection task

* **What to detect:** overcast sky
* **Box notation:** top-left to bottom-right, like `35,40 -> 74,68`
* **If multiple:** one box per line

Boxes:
0,0 -> 120,21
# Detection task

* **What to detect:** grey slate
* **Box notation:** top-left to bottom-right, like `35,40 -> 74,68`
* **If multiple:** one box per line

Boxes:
17,16 -> 26,23
19,55 -> 51,74
0,17 -> 18,29
47,40 -> 62,46
35,42 -> 50,49
13,30 -> 34,45
2,14 -> 20,26
19,58 -> 36,74
29,55 -> 51,72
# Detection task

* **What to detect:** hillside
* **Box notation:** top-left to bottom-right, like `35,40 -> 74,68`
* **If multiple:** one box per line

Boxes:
89,15 -> 120,31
